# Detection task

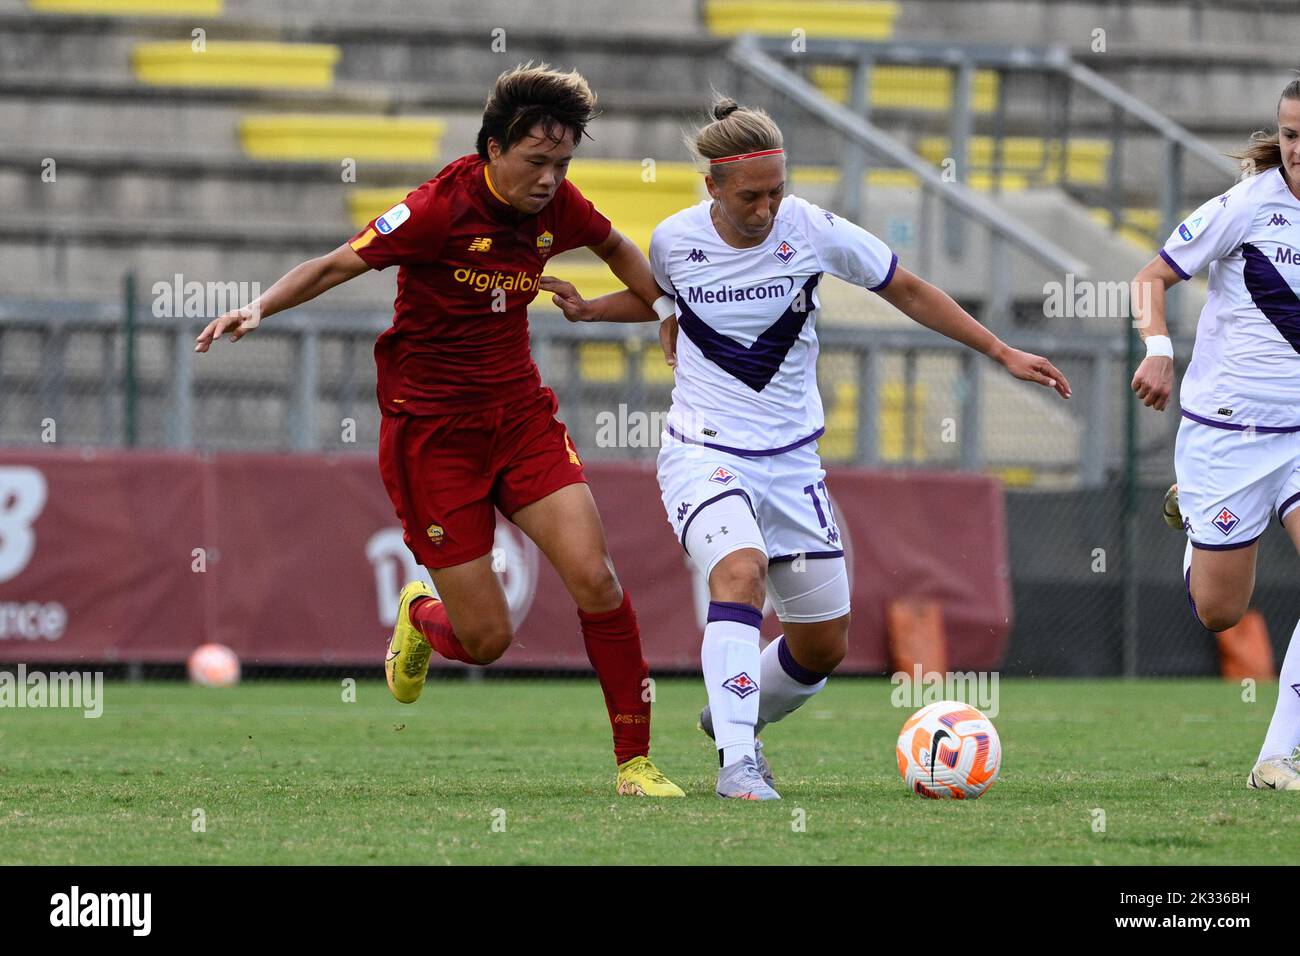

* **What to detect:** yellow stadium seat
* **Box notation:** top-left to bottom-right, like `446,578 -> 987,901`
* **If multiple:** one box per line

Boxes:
239,115 -> 446,162
542,260 -> 625,301
29,0 -> 221,13
641,344 -> 676,385
578,343 -> 627,383
705,1 -> 899,40
988,466 -> 1037,487
811,65 -> 1001,114
917,136 -> 1111,187
792,165 -> 1031,194
565,160 -> 703,253
880,380 -> 927,462
820,380 -> 859,460
1087,208 -> 1166,250
348,188 -> 409,229
821,380 -> 927,462
132,42 -> 339,90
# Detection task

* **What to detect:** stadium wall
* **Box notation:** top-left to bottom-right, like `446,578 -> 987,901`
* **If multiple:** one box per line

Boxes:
0,449 -> 1011,673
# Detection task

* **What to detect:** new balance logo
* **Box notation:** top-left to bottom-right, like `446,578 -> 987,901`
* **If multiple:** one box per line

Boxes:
468,237 -> 493,252
1270,214 -> 1291,227
686,249 -> 709,263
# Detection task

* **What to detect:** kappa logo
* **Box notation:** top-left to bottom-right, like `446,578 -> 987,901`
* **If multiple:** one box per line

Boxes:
774,240 -> 797,263
375,202 -> 410,235
1212,508 -> 1240,536
1270,213 -> 1291,227
722,671 -> 758,699
708,466 -> 737,485
686,248 -> 709,263
468,237 -> 493,252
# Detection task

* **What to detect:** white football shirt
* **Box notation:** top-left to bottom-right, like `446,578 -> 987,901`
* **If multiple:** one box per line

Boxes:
650,195 -> 897,454
1162,167 -> 1300,430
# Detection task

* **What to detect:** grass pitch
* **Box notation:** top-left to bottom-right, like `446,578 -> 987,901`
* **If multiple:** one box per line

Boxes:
0,676 -> 1294,865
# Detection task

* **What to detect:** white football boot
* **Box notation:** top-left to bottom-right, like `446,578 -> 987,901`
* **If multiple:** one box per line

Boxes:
699,704 -> 775,788
716,755 -> 781,801
1247,756 -> 1300,790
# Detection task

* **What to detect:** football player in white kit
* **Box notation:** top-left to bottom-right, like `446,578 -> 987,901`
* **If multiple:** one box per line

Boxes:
543,98 -> 1071,799
1133,79 -> 1300,790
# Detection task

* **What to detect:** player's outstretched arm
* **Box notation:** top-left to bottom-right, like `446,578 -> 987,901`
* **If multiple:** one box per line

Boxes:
194,243 -> 371,352
537,227 -> 663,324
1128,255 -> 1182,412
876,265 -> 1072,400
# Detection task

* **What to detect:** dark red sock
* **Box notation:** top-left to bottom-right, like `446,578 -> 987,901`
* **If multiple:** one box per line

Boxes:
410,596 -> 480,665
578,590 -> 652,765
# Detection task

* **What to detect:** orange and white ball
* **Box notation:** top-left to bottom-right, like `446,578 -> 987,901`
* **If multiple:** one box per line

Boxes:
896,700 -> 1001,799
187,643 -> 241,687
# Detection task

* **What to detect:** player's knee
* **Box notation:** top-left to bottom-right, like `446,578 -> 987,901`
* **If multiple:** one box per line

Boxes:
798,617 -> 850,673
568,562 -> 622,612
709,552 -> 767,606
461,624 -> 514,663
1198,605 -> 1246,634
1190,590 -> 1246,633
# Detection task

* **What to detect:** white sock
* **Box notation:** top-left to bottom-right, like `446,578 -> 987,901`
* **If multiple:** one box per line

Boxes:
702,601 -> 761,766
1258,618 -> 1300,762
757,635 -> 829,731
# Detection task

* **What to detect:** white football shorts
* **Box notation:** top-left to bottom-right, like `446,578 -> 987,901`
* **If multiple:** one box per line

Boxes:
1174,412 -> 1300,550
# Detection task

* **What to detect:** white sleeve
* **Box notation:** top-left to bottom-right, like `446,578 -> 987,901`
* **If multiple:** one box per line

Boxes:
648,221 -> 677,296
1159,190 -> 1251,280
803,200 -> 898,291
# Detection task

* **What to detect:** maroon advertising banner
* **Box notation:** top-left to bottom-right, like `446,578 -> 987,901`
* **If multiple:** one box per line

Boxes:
0,449 -> 1011,672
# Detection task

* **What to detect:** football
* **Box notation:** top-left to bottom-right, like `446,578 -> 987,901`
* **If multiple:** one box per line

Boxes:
896,700 -> 1002,799
187,643 -> 241,688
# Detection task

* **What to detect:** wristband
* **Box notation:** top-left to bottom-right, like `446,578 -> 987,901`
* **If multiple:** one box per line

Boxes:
652,295 -> 677,322
1144,334 -> 1173,359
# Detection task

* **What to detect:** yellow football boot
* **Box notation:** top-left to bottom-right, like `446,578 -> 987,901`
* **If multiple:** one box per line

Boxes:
1162,483 -> 1183,529
616,756 -> 685,797
385,581 -> 435,704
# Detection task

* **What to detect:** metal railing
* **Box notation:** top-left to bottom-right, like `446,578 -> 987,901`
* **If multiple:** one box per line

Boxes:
741,34 -> 1242,331
0,294 -> 1190,491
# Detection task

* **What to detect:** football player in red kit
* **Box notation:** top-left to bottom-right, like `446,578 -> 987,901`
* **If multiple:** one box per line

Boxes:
194,65 -> 683,797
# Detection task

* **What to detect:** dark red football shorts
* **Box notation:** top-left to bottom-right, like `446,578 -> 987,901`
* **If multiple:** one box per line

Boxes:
377,385 -> 587,569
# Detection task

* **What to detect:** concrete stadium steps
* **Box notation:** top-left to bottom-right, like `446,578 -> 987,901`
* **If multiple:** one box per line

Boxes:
0,81 -> 694,161
894,0 -> 1299,49
1073,52 -> 1299,138
0,225 -> 400,305
0,12 -> 727,102
0,150 -> 432,228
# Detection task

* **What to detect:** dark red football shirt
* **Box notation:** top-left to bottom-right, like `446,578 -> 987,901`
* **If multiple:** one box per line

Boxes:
349,154 -> 612,416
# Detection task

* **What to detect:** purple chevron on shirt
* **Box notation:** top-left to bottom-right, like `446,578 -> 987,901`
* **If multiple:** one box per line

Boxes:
674,274 -> 821,392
